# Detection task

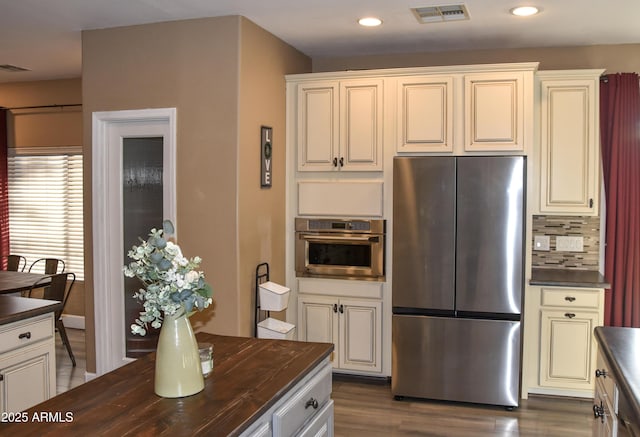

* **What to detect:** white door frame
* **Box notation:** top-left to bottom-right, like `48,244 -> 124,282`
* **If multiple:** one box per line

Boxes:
92,108 -> 177,375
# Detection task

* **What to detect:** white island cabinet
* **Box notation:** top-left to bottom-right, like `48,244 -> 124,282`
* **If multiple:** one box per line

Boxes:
0,296 -> 61,414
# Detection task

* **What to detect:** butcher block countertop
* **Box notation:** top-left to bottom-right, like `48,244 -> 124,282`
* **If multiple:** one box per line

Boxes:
2,333 -> 333,436
530,268 -> 610,288
0,295 -> 62,326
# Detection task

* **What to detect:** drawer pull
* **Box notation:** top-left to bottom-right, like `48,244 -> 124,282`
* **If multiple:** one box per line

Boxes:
564,313 -> 576,319
564,296 -> 576,302
595,369 -> 608,378
18,332 -> 32,340
305,397 -> 319,410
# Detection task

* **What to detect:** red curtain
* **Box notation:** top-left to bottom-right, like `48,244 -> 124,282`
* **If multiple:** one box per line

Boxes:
0,108 -> 9,262
600,73 -> 640,327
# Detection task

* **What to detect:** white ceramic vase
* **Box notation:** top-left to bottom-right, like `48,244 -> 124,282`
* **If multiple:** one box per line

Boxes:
154,308 -> 204,398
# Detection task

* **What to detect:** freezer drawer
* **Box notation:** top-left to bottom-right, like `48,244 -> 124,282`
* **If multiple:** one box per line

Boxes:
392,315 -> 521,407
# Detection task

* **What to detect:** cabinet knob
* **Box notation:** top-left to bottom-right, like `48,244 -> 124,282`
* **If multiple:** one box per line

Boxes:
564,296 -> 576,302
589,198 -> 594,208
339,304 -> 344,314
564,313 -> 576,319
593,403 -> 605,421
305,397 -> 319,409
333,157 -> 338,167
339,157 -> 344,167
18,331 -> 31,340
595,369 -> 608,378
333,304 -> 338,313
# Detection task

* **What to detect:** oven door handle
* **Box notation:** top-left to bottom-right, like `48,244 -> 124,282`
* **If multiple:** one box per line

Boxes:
299,234 -> 377,243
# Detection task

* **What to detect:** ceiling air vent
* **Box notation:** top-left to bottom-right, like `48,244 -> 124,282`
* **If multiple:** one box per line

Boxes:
0,64 -> 30,72
412,4 -> 470,23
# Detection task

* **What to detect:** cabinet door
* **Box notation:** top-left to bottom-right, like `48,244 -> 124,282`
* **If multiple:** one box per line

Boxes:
338,299 -> 382,373
0,342 -> 52,413
339,79 -> 383,171
539,78 -> 599,215
297,80 -> 339,171
464,72 -> 525,151
298,295 -> 338,361
396,76 -> 454,153
539,309 -> 598,389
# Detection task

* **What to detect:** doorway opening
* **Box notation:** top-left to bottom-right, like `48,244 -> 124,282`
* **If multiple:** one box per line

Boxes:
92,108 -> 176,375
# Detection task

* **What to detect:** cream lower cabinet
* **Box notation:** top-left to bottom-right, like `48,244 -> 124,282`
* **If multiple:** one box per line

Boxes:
298,295 -> 382,374
0,313 -> 56,413
524,286 -> 604,397
539,308 -> 599,390
537,70 -> 604,215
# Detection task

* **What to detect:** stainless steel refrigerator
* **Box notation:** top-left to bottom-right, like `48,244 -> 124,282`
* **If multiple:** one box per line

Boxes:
392,156 -> 525,408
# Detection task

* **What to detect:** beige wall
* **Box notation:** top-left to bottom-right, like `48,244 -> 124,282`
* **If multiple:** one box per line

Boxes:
313,43 -> 640,74
236,18 -> 310,336
0,79 -> 85,317
0,79 -> 82,148
82,16 -> 309,371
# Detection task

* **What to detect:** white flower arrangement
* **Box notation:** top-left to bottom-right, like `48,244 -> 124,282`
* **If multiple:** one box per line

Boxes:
123,220 -> 213,336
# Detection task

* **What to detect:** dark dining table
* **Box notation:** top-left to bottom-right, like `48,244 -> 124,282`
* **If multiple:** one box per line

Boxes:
0,270 -> 51,294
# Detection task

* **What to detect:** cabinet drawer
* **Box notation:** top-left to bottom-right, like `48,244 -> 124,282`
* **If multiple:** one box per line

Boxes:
0,315 -> 54,354
273,362 -> 332,437
541,288 -> 600,309
297,399 -> 333,437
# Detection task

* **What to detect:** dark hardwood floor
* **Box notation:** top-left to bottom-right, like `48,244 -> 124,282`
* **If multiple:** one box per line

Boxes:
56,330 -> 596,436
333,377 -> 595,436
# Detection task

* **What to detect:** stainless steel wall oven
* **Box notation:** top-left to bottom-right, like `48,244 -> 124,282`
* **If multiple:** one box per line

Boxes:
295,217 -> 385,281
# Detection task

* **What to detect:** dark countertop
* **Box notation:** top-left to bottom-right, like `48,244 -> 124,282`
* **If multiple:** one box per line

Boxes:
0,295 -> 63,325
2,333 -> 333,436
530,268 -> 610,288
594,327 -> 640,430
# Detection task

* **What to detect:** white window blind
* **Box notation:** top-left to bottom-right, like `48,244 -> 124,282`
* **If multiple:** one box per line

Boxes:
7,150 -> 84,280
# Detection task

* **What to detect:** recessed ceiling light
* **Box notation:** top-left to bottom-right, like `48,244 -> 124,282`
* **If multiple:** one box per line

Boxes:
358,17 -> 383,27
510,6 -> 539,16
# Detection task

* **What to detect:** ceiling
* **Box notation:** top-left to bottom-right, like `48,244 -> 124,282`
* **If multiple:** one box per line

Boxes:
1,0 -> 640,83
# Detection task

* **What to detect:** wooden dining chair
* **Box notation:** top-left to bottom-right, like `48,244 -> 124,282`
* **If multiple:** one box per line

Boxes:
28,258 -> 65,274
1,254 -> 27,272
28,272 -> 77,367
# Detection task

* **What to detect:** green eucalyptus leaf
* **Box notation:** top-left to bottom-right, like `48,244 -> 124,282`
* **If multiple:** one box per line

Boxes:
163,220 -> 175,236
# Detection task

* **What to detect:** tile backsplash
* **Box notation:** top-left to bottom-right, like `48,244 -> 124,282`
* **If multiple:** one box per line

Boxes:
532,215 -> 600,270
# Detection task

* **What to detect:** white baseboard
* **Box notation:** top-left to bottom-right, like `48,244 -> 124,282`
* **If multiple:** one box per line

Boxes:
61,314 -> 85,330
85,372 -> 97,382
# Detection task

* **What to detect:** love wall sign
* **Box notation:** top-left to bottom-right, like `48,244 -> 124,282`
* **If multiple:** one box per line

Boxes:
261,126 -> 273,188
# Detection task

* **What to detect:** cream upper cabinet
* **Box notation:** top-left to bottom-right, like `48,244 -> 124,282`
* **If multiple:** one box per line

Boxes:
297,78 -> 383,171
396,76 -> 454,152
464,72 -> 526,152
538,70 -> 604,215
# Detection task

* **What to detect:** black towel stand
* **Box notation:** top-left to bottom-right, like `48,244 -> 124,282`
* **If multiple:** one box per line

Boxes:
254,262 -> 270,337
